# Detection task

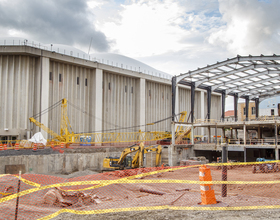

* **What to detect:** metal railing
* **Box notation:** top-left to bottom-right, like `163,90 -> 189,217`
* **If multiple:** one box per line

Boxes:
228,139 -> 276,145
0,38 -> 172,80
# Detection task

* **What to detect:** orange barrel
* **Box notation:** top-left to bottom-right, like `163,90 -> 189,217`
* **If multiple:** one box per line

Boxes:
199,165 -> 217,205
51,142 -> 54,148
4,144 -> 7,150
33,143 -> 37,151
0,144 -> 3,151
61,142 -> 64,149
15,143 -> 19,151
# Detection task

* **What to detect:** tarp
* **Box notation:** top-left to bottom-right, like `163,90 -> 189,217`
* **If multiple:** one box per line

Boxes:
28,132 -> 47,146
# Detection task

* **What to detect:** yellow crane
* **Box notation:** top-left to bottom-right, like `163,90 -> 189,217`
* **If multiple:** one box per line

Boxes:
29,99 -> 75,142
29,99 -> 191,144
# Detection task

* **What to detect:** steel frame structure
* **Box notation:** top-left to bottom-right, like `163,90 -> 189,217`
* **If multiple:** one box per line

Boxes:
172,55 -> 280,122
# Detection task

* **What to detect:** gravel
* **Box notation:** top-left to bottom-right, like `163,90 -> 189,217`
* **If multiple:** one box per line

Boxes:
52,209 -> 280,220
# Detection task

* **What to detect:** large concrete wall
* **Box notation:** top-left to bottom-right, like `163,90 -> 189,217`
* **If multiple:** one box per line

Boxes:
0,45 -> 222,141
0,55 -> 41,138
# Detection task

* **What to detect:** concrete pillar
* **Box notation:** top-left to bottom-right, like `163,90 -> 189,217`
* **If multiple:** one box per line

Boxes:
40,57 -> 50,139
200,91 -> 205,136
235,129 -> 238,139
137,78 -> 146,131
215,124 -> 217,144
244,147 -> 247,162
94,69 -> 103,138
191,125 -> 194,144
258,126 -> 261,139
169,122 -> 176,166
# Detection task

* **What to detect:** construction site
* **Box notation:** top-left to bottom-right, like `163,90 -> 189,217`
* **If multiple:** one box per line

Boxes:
1,42 -> 280,219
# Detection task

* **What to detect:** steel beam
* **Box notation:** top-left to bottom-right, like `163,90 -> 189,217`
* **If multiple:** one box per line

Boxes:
221,90 -> 226,122
245,96 -> 249,121
207,87 -> 211,119
171,76 -> 176,122
255,98 -> 259,118
191,82 -> 195,123
234,93 -> 238,122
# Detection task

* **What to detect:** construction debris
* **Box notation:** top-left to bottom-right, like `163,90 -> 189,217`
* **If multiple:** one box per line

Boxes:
139,187 -> 166,195
43,187 -> 103,207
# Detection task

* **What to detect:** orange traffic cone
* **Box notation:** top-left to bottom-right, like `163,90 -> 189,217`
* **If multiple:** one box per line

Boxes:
3,144 -> 7,150
61,142 -> 64,149
199,165 -> 217,205
0,144 -> 3,151
15,143 -> 19,151
51,142 -> 54,148
33,143 -> 37,151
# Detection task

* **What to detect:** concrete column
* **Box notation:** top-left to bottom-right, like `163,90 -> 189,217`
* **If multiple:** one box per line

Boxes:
169,122 -> 176,166
191,125 -> 194,144
137,78 -> 146,131
215,124 -> 217,144
244,147 -> 247,162
94,69 -> 103,138
258,126 -> 261,139
200,91 -> 205,136
40,57 -> 50,139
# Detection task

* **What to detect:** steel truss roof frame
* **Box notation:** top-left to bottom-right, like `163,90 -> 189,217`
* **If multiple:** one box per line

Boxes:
176,55 -> 280,100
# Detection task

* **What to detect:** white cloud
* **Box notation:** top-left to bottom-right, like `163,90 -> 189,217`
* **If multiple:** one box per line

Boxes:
208,0 -> 280,55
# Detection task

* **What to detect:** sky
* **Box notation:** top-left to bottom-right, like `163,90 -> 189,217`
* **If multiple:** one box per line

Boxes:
1,0 -> 280,109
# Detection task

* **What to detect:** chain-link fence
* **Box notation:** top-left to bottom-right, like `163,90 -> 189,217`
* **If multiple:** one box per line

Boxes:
1,161 -> 280,219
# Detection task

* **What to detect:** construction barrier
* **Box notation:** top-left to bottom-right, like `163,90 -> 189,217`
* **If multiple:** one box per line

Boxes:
1,161 -> 280,219
15,143 -> 19,151
32,143 -> 37,151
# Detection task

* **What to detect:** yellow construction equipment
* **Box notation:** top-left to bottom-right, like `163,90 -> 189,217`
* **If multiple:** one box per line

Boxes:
29,98 -> 191,145
29,99 -> 75,142
103,143 -> 162,170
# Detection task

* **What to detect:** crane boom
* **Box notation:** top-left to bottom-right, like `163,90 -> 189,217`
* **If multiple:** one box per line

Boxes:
29,117 -> 66,142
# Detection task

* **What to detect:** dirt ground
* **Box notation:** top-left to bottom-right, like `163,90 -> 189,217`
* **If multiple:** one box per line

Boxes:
2,164 -> 280,219
52,209 -> 280,220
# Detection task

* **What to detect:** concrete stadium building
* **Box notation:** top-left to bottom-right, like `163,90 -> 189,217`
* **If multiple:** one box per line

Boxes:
0,38 -> 222,141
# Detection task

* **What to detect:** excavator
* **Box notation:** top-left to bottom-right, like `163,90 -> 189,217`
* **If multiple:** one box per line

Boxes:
103,142 -> 162,170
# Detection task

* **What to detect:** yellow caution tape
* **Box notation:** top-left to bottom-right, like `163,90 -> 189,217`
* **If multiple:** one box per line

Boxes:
13,175 -> 41,188
1,162 -> 280,204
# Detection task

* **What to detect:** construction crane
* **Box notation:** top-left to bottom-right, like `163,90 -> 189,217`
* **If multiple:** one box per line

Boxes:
103,143 -> 162,170
29,99 -> 75,142
29,98 -> 191,144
